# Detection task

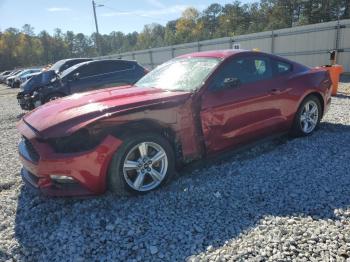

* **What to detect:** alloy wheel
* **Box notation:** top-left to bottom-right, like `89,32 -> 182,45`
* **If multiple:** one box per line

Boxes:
122,142 -> 168,192
300,100 -> 319,133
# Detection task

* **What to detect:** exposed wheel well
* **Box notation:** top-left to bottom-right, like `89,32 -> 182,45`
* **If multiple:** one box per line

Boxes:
111,119 -> 183,165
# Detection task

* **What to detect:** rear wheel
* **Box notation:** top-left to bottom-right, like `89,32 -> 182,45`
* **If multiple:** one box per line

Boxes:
108,133 -> 175,195
291,95 -> 322,137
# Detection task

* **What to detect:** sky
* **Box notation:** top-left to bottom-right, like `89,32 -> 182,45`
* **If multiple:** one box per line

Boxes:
0,0 -> 254,35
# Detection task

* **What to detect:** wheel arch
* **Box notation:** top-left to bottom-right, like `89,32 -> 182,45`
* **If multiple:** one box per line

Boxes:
299,91 -> 325,118
109,119 -> 183,166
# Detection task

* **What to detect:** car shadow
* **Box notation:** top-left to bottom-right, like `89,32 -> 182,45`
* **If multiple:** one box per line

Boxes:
336,92 -> 350,99
12,121 -> 350,261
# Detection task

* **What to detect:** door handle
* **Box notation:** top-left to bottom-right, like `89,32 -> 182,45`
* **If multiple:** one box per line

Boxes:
270,88 -> 282,95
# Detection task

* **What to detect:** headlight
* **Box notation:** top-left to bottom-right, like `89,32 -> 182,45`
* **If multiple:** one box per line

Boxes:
47,128 -> 104,153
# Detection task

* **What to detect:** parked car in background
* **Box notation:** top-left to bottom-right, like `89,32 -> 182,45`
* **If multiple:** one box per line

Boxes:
17,50 -> 332,197
17,59 -> 148,110
5,70 -> 23,86
12,68 -> 42,88
0,71 -> 12,83
16,58 -> 92,109
50,58 -> 92,74
18,72 -> 41,85
18,70 -> 57,109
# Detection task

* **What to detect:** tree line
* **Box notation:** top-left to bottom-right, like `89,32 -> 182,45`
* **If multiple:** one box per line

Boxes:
0,0 -> 349,71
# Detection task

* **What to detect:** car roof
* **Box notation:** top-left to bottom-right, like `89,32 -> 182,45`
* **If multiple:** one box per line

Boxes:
73,59 -> 138,67
69,59 -> 138,69
176,49 -> 306,67
87,59 -> 136,63
60,58 -> 91,62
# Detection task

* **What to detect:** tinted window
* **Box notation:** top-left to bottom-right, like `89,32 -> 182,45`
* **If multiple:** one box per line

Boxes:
62,59 -> 91,72
60,63 -> 85,78
99,61 -> 135,73
274,60 -> 292,75
210,56 -> 272,90
76,61 -> 135,77
111,61 -> 135,71
76,64 -> 98,78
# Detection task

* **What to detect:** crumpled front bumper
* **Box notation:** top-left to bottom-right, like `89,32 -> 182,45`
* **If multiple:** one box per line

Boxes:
17,92 -> 42,110
17,92 -> 36,110
18,134 -> 123,197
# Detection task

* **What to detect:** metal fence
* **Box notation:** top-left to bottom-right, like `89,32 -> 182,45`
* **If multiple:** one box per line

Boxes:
97,19 -> 350,72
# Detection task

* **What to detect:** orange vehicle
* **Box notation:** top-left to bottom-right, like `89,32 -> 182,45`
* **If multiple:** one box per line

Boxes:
322,50 -> 344,96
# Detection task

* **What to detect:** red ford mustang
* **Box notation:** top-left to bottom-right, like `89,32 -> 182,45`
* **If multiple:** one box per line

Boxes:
17,50 -> 332,196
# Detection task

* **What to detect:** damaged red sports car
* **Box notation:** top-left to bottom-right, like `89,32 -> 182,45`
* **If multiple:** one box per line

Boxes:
17,50 -> 332,196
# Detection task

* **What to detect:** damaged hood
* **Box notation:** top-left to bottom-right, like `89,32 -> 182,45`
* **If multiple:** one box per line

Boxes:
21,85 -> 191,138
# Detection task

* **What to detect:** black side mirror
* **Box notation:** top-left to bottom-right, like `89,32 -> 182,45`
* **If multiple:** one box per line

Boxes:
223,77 -> 240,89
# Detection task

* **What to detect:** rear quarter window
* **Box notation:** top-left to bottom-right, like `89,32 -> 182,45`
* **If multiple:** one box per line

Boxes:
109,61 -> 135,72
274,60 -> 293,75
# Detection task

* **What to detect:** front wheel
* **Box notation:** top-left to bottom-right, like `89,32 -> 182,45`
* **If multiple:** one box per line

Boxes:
291,95 -> 322,137
108,133 -> 175,195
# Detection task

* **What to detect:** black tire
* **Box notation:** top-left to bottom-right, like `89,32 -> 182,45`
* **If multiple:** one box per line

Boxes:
290,95 -> 322,137
108,133 -> 175,196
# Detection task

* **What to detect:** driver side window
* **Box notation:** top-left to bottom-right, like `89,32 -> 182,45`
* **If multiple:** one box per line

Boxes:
209,56 -> 273,91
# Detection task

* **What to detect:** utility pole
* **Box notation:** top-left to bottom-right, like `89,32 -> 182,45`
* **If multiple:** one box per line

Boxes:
92,0 -> 102,55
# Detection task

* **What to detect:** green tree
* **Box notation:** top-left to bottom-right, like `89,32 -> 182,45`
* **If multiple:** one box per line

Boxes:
136,23 -> 165,49
175,7 -> 200,43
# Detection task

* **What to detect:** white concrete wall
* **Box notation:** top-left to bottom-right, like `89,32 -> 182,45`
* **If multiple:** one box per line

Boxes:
97,19 -> 350,72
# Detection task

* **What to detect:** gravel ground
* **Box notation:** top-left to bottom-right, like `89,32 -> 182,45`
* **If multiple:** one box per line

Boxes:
0,82 -> 350,262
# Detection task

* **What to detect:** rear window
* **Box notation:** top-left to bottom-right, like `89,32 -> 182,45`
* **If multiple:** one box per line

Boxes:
82,61 -> 135,76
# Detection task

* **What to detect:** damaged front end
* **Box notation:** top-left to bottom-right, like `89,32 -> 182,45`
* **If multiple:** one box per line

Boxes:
17,90 -> 43,110
18,122 -> 123,196
17,84 -> 203,196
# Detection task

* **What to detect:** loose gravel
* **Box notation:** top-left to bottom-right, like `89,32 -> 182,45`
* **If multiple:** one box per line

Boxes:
0,82 -> 350,262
